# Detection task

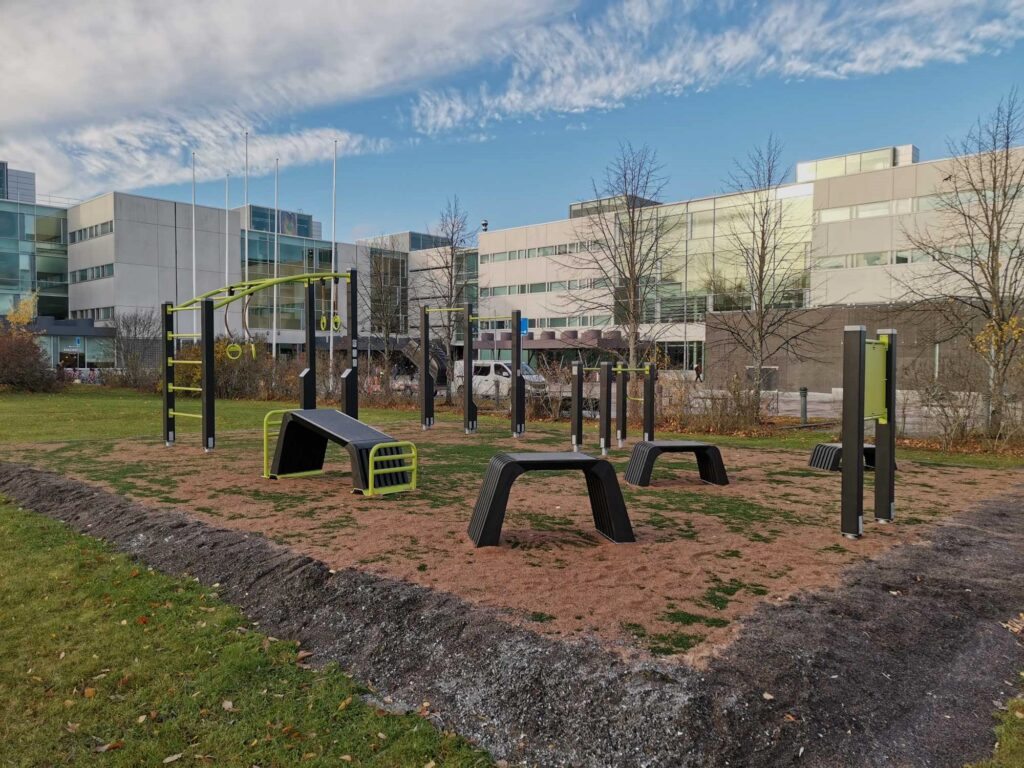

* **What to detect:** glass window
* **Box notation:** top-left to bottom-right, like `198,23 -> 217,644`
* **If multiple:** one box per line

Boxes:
816,157 -> 846,179
916,195 -> 943,212
492,286 -> 508,296
473,364 -> 490,377
538,246 -> 554,257
479,254 -> 490,264
528,282 -> 545,293
548,281 -> 566,292
492,252 -> 507,262
815,255 -> 845,269
894,249 -> 929,264
845,154 -> 861,174
860,149 -> 893,172
548,317 -> 567,328
527,248 -> 537,258
850,252 -> 887,267
0,210 -> 17,238
855,201 -> 890,219
556,244 -> 567,255
893,198 -> 913,215
819,207 -> 850,223
689,210 -> 714,239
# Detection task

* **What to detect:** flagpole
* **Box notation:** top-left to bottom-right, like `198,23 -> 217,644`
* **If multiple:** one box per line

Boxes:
191,151 -> 197,335
272,157 -> 279,359
329,138 -> 337,388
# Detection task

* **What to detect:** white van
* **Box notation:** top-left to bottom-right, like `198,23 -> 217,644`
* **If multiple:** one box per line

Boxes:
452,360 -> 547,399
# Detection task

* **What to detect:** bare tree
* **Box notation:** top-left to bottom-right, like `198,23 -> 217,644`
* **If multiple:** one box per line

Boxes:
417,196 -> 476,404
901,90 -> 1024,438
561,143 -> 672,372
703,135 -> 822,418
361,234 -> 409,394
112,308 -> 163,389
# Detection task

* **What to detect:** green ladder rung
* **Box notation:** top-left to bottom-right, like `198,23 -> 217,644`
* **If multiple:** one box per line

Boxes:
168,410 -> 202,419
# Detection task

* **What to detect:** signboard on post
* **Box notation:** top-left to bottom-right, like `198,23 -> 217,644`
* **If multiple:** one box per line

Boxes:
519,317 -> 529,336
863,338 -> 888,423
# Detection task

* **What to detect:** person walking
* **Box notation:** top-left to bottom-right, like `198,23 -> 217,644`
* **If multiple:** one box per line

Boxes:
694,362 -> 703,383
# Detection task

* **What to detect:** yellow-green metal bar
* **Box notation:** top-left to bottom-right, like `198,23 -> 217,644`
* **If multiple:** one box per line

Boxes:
470,315 -> 511,321
169,385 -> 202,393
168,410 -> 201,419
167,332 -> 201,340
170,271 -> 351,312
366,441 -> 417,497
211,272 -> 351,310
613,365 -> 652,373
262,408 -> 296,479
168,358 -> 202,366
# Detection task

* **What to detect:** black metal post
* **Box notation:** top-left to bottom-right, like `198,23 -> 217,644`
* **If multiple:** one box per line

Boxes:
511,309 -> 525,437
464,301 -> 476,434
599,361 -> 612,456
162,302 -> 175,445
201,299 -> 216,451
421,305 -> 434,430
800,386 -> 808,425
300,280 -> 316,409
342,269 -> 358,419
615,365 -> 628,447
874,329 -> 897,523
643,364 -> 657,441
570,361 -> 584,451
841,325 -> 866,537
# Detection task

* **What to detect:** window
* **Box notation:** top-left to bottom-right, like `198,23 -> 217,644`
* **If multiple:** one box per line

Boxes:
547,281 -> 566,292
855,201 -> 890,219
493,252 -> 508,262
860,149 -> 893,172
892,198 -> 913,215
479,287 -> 490,298
473,364 -> 490,377
480,254 -> 490,264
538,246 -> 554,257
69,220 -> 114,245
527,248 -> 537,258
492,286 -> 508,296
816,255 -> 845,269
529,282 -> 546,294
849,252 -> 886,267
819,207 -> 850,223
548,317 -> 567,328
495,364 -> 511,378
894,249 -> 930,264
556,244 -> 568,255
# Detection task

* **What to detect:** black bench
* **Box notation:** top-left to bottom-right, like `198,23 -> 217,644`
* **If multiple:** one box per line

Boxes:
808,443 -> 894,472
624,441 -> 730,487
271,409 -> 413,494
468,452 -> 634,547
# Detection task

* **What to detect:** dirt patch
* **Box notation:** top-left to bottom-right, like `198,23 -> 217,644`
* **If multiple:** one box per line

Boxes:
1,462 -> 1021,767
3,421 -> 1015,662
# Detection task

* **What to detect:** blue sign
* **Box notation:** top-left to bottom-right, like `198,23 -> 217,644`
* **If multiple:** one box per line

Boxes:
74,337 -> 81,347
520,317 -> 529,336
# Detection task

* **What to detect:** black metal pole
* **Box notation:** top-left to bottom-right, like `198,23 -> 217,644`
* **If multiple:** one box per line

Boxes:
616,365 -> 628,447
570,361 -> 584,451
464,301 -> 476,434
599,361 -> 612,456
511,309 -> 525,437
163,302 -> 175,445
201,299 -> 215,451
643,364 -> 656,441
300,280 -> 316,409
342,269 -> 358,419
841,325 -> 866,537
421,305 -> 434,429
874,329 -> 897,523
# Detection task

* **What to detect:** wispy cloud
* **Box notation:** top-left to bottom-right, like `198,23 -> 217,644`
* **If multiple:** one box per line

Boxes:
0,0 -> 564,196
410,0 -> 1024,135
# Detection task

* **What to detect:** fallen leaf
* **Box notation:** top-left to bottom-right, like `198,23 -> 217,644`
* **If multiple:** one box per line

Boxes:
377,732 -> 387,740
163,754 -> 183,764
762,692 -> 775,701
137,714 -> 147,724
221,700 -> 235,712
296,650 -> 314,662
83,688 -> 97,699
340,756 -> 352,763
338,696 -> 353,711
93,741 -> 124,753
784,713 -> 799,722
65,722 -> 79,733
424,762 -> 437,768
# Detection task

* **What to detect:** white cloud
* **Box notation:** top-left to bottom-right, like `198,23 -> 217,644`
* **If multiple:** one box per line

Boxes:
0,0 -> 565,195
411,0 -> 1024,135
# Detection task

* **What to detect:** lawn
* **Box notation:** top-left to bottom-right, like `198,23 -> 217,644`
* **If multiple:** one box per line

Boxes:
0,500 -> 490,767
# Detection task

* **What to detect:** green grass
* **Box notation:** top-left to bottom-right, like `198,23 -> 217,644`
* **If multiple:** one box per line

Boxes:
0,501 -> 490,767
969,691 -> 1024,767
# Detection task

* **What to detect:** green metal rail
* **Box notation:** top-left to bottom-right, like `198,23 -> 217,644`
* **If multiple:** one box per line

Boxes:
366,441 -> 418,497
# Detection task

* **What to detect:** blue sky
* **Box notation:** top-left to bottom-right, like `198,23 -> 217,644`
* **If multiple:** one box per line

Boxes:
3,0 -> 1023,241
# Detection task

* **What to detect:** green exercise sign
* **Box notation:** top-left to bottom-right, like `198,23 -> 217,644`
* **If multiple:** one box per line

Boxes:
864,336 -> 889,423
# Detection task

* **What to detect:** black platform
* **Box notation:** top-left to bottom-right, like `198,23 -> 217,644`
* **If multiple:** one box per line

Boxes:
270,409 -> 410,492
467,452 -> 634,547
623,440 -> 730,487
809,443 -> 891,472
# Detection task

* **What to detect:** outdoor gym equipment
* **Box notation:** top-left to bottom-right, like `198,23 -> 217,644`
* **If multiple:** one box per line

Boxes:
569,361 -> 657,455
162,270 -> 358,451
264,408 -> 416,496
808,442 -> 893,472
624,441 -> 729,487
467,451 -> 634,547
419,302 -> 527,438
837,326 -> 898,538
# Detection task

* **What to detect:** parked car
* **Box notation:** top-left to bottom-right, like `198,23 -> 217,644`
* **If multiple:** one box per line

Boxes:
451,360 -> 548,399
